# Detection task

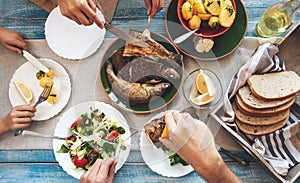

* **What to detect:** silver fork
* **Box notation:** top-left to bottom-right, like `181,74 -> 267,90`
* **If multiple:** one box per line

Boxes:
14,85 -> 52,136
142,16 -> 151,38
34,85 -> 52,107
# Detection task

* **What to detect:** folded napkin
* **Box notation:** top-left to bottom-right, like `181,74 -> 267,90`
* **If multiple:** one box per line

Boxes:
222,43 -> 300,176
30,0 -> 118,23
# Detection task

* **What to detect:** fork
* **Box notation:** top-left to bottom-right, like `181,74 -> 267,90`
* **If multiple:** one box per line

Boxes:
142,16 -> 151,38
34,85 -> 52,107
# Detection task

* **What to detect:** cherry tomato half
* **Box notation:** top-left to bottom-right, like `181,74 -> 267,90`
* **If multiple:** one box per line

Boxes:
73,155 -> 89,168
105,130 -> 119,142
70,118 -> 84,128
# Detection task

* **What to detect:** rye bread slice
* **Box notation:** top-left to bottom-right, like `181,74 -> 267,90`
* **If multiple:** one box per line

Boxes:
247,70 -> 300,100
235,94 -> 295,117
237,85 -> 295,109
232,102 -> 290,126
235,116 -> 289,136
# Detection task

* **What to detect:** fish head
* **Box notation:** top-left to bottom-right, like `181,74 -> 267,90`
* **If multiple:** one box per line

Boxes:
163,68 -> 180,80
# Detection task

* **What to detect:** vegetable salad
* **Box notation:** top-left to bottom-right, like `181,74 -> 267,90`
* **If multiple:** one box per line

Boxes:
57,107 -> 126,171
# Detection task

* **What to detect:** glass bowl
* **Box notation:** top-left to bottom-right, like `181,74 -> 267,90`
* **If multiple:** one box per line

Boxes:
182,69 -> 223,109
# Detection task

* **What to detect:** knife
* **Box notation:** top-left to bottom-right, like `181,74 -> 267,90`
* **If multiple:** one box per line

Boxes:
104,23 -> 149,48
22,50 -> 49,73
215,143 -> 249,166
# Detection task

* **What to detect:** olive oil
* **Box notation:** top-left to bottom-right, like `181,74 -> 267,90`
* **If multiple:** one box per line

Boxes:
255,0 -> 300,37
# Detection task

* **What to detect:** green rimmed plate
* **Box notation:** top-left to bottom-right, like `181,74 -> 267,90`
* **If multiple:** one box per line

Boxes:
99,33 -> 183,114
165,0 -> 248,60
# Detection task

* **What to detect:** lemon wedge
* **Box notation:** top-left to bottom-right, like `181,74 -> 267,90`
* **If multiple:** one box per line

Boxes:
161,126 -> 168,138
189,83 -> 199,100
203,73 -> 216,96
190,93 -> 214,105
196,69 -> 208,94
219,5 -> 236,28
14,80 -> 33,104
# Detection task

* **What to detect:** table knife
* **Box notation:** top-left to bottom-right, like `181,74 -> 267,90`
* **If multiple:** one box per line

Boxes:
104,23 -> 149,48
215,143 -> 249,166
23,50 -> 49,73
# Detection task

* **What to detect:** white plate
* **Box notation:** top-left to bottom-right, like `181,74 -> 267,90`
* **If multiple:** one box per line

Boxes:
140,111 -> 194,177
53,101 -> 131,179
9,58 -> 71,121
45,7 -> 106,60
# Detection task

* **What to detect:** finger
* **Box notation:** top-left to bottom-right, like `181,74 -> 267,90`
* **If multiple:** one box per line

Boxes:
159,137 -> 173,149
5,44 -> 22,54
76,10 -> 93,26
16,105 -> 37,112
87,0 -> 97,12
87,158 -> 102,178
144,0 -> 152,15
66,14 -> 82,25
149,0 -> 159,18
165,111 -> 177,131
171,111 -> 182,124
99,159 -> 115,179
80,4 -> 104,28
12,123 -> 30,130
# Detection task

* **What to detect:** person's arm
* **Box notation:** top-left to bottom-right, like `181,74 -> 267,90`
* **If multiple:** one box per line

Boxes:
160,111 -> 242,183
0,26 -> 27,55
0,105 -> 36,134
57,0 -> 104,28
80,158 -> 117,183
144,0 -> 164,18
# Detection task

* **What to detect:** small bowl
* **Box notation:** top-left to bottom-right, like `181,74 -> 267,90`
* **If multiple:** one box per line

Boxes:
177,0 -> 236,38
182,69 -> 223,109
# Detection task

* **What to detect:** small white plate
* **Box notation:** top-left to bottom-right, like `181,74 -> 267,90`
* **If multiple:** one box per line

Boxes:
9,58 -> 71,121
45,7 -> 106,60
140,111 -> 194,177
53,101 -> 131,179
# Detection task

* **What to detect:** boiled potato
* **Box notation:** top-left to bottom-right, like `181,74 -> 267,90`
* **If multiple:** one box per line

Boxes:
208,16 -> 219,29
204,0 -> 220,15
219,0 -> 232,8
189,15 -> 201,29
39,77 -> 53,88
47,88 -> 58,104
187,0 -> 196,5
193,0 -> 206,14
198,13 -> 212,20
219,5 -> 236,27
46,69 -> 55,79
182,1 -> 193,20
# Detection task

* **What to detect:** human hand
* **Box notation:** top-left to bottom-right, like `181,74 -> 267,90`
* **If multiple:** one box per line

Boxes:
159,111 -> 220,170
57,0 -> 104,28
0,27 -> 27,55
80,158 -> 117,183
144,0 -> 164,18
0,105 -> 36,134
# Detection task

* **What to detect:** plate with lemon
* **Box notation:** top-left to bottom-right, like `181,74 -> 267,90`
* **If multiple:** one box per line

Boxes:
182,69 -> 223,109
9,58 -> 71,121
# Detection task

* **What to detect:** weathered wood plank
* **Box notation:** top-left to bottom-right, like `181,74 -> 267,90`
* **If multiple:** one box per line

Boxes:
0,0 -> 286,39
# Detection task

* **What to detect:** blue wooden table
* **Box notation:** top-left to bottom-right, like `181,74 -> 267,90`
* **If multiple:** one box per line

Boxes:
0,0 -> 299,182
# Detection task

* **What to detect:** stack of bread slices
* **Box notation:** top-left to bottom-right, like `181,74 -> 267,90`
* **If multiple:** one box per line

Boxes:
232,70 -> 300,136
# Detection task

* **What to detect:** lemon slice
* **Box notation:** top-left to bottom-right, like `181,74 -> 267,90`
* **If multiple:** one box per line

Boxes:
203,73 -> 216,96
196,69 -> 208,94
161,126 -> 168,138
14,80 -> 33,104
190,93 -> 214,106
189,83 -> 199,100
219,5 -> 236,27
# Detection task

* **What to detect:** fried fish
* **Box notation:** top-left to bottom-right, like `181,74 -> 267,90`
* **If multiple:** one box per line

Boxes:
106,61 -> 171,105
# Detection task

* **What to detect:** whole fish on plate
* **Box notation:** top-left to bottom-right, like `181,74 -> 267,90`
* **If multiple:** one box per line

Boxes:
123,30 -> 182,68
117,57 -> 180,83
106,60 -> 171,105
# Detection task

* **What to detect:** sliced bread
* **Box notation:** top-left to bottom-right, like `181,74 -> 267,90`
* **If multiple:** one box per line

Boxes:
237,85 -> 295,109
235,94 -> 295,116
235,116 -> 289,136
232,102 -> 290,126
247,70 -> 300,99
